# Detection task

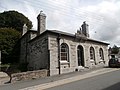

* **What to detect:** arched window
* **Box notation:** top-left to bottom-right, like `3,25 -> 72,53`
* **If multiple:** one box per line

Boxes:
90,47 -> 95,61
60,43 -> 69,61
99,48 -> 104,60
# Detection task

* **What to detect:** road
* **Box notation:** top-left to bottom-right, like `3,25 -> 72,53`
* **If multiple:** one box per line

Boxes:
0,68 -> 120,90
46,70 -> 120,90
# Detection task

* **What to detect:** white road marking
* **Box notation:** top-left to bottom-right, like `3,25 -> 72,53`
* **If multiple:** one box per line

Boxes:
19,68 -> 119,90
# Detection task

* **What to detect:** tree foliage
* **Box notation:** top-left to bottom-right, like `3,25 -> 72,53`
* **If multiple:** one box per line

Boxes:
0,10 -> 33,64
0,28 -> 21,63
0,10 -> 33,32
111,45 -> 119,54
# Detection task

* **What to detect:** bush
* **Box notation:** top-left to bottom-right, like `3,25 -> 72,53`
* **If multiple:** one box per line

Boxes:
0,63 -> 20,74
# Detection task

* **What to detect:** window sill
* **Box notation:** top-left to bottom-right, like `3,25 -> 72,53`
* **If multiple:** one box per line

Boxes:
60,61 -> 69,64
90,59 -> 95,63
100,59 -> 104,62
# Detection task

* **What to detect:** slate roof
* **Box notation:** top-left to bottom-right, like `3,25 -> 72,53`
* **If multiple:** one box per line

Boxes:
22,29 -> 109,45
46,30 -> 109,45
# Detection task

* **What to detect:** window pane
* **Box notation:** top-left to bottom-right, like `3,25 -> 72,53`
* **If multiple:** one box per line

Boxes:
61,48 -> 65,52
61,56 -> 67,60
61,53 -> 67,56
60,43 -> 69,61
90,47 -> 95,60
99,48 -> 104,60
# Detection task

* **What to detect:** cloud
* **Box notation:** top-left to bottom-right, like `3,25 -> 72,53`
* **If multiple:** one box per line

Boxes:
72,0 -> 120,46
0,0 -> 120,46
22,1 -> 38,30
92,0 -> 120,46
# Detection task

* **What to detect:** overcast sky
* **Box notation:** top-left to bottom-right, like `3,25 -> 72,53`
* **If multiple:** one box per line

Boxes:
0,0 -> 120,46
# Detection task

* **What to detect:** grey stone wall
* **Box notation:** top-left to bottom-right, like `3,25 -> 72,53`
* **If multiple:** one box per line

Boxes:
48,35 -> 59,75
48,34 -> 109,76
84,41 -> 109,68
28,35 -> 49,70
20,34 -> 29,63
11,69 -> 48,83
20,31 -> 37,63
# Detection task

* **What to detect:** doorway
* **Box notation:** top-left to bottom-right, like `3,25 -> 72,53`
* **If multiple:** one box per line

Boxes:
77,45 -> 84,66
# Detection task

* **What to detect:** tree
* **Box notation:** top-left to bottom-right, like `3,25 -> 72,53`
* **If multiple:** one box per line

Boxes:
0,10 -> 33,32
0,28 -> 21,63
0,10 -> 33,64
111,45 -> 119,54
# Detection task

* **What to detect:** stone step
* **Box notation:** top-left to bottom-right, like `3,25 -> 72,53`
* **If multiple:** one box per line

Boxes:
75,66 -> 88,71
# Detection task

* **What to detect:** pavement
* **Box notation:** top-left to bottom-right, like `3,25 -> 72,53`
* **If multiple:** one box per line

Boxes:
0,67 -> 119,90
19,67 -> 119,90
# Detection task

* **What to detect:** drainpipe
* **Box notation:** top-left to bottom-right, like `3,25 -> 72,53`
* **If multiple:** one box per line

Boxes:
0,50 -> 1,71
57,34 -> 61,74
25,35 -> 28,63
47,49 -> 50,76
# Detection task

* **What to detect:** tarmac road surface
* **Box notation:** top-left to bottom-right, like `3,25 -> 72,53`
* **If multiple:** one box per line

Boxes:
0,68 -> 119,90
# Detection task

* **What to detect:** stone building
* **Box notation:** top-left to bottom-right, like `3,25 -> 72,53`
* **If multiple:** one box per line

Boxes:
20,12 -> 109,76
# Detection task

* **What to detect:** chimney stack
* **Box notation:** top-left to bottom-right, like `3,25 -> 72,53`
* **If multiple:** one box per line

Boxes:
22,24 -> 27,36
81,21 -> 89,37
37,11 -> 46,35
